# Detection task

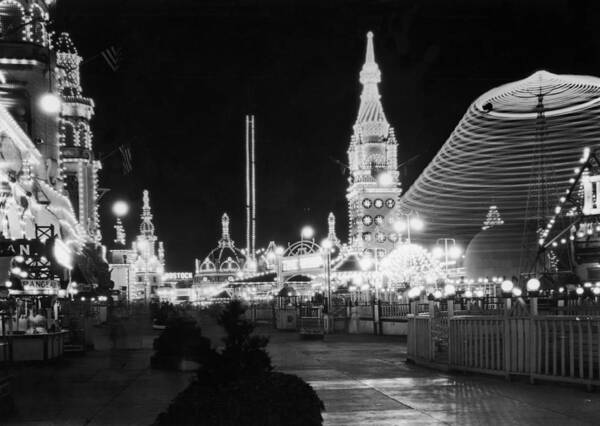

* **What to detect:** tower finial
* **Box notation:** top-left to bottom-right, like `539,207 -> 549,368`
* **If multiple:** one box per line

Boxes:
355,31 -> 389,138
365,31 -> 375,64
220,213 -> 234,248
327,212 -> 340,245
140,189 -> 155,237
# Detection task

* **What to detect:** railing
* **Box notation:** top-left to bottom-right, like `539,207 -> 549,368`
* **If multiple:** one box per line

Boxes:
531,316 -> 600,387
407,315 -> 433,362
413,313 -> 600,389
380,303 -> 410,319
356,305 -> 373,318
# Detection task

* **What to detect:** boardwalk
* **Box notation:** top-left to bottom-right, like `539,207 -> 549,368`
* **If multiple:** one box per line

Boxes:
263,329 -> 600,426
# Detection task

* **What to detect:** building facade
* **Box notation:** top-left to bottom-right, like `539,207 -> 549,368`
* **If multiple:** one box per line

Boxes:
55,32 -> 100,242
347,32 -> 401,259
108,190 -> 165,302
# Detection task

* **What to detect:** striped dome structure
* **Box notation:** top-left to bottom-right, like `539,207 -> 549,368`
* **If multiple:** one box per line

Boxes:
398,70 -> 600,274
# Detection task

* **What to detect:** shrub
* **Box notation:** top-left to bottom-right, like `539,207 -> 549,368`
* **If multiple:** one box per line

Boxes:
152,317 -> 211,363
154,301 -> 324,425
154,372 -> 323,426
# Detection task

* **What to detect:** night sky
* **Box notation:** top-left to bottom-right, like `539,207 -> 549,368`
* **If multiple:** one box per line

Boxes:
52,0 -> 600,271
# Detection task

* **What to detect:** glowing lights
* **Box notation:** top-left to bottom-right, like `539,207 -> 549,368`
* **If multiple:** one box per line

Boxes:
526,278 -> 541,292
301,226 -> 314,240
500,280 -> 514,293
321,238 -> 333,250
443,283 -> 456,297
512,287 -> 522,297
576,286 -> 584,296
39,93 -> 61,114
112,200 -> 129,217
377,171 -> 394,187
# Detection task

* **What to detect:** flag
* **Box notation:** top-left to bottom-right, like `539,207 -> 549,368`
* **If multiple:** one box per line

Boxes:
119,144 -> 133,174
101,45 -> 122,72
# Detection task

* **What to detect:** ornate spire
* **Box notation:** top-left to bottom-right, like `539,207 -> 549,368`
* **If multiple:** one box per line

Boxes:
354,31 -> 389,139
219,213 -> 234,248
140,189 -> 155,238
114,217 -> 126,245
327,212 -> 340,245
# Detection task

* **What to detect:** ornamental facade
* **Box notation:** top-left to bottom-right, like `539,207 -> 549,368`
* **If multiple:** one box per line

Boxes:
347,32 -> 401,259
0,1 -> 100,244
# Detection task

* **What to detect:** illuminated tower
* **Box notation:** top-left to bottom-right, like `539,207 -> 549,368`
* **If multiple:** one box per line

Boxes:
55,32 -> 101,241
347,31 -> 401,258
0,0 -> 60,183
327,212 -> 340,246
132,190 -> 165,301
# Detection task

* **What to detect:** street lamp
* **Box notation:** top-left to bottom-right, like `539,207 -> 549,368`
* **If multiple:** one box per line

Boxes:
393,213 -> 425,244
321,238 -> 333,313
39,92 -> 61,114
301,225 -> 314,241
112,200 -> 129,217
432,238 -> 462,276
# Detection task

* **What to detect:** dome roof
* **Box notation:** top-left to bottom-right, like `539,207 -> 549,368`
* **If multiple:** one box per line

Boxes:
464,224 -> 541,280
399,70 -> 600,249
203,245 -> 246,272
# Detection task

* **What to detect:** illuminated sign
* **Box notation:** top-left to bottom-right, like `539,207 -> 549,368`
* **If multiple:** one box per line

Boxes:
282,254 -> 323,272
163,272 -> 193,281
22,279 -> 59,294
0,240 -> 44,257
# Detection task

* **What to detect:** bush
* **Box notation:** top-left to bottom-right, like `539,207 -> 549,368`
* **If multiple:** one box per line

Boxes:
155,372 -> 323,426
152,318 -> 211,364
154,301 -> 324,425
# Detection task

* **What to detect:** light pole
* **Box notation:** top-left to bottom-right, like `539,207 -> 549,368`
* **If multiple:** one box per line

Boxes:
432,238 -> 462,276
393,213 -> 424,244
321,239 -> 333,313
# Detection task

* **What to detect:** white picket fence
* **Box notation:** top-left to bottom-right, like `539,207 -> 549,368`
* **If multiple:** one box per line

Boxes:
409,314 -> 600,389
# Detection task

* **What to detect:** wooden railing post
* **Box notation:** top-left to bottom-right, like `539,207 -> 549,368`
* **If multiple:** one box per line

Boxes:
504,298 -> 511,379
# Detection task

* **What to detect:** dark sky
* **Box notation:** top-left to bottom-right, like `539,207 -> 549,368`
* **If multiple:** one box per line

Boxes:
52,0 -> 600,271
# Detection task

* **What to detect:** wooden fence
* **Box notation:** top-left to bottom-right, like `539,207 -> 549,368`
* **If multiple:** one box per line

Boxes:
409,311 -> 600,389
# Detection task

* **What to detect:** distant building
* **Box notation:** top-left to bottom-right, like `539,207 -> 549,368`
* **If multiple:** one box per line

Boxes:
347,32 -> 401,259
194,213 -> 246,286
109,190 -> 165,302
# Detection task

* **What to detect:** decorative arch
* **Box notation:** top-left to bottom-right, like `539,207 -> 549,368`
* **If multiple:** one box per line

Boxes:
284,240 -> 321,257
0,0 -> 26,42
220,257 -> 240,272
200,258 -> 215,272
77,122 -> 91,149
28,3 -> 47,45
61,121 -> 77,147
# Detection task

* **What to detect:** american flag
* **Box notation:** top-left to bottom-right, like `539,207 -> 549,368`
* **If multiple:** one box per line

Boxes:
101,46 -> 122,72
119,144 -> 133,174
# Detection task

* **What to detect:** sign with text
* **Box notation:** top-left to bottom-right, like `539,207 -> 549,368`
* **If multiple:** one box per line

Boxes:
163,272 -> 193,281
0,239 -> 45,257
22,279 -> 59,293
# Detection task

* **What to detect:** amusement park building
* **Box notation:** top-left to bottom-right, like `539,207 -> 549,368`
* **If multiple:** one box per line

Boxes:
398,70 -> 600,280
193,213 -> 247,285
108,190 -> 165,302
347,32 -> 401,259
0,1 -> 100,243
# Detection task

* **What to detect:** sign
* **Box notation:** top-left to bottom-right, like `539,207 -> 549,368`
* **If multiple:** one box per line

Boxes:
163,272 -> 193,281
21,279 -> 59,294
0,239 -> 44,257
282,254 -> 323,272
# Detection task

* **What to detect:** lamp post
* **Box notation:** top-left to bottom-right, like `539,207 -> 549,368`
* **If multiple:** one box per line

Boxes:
526,278 -> 541,315
432,238 -> 462,276
321,239 -> 333,313
393,213 -> 424,244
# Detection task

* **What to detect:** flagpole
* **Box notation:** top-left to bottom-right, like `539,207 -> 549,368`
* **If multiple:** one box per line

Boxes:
251,114 -> 256,258
245,115 -> 251,256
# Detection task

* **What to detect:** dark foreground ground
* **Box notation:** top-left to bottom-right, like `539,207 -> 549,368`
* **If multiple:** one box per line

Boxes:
4,314 -> 600,425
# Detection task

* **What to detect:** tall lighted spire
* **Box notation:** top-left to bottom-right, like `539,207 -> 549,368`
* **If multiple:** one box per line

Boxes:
140,189 -> 155,239
219,213 -> 234,248
354,31 -> 389,139
327,212 -> 340,245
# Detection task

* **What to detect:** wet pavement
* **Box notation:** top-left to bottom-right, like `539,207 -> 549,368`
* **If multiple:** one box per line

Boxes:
4,315 -> 600,425
4,314 -> 192,426
261,329 -> 600,425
